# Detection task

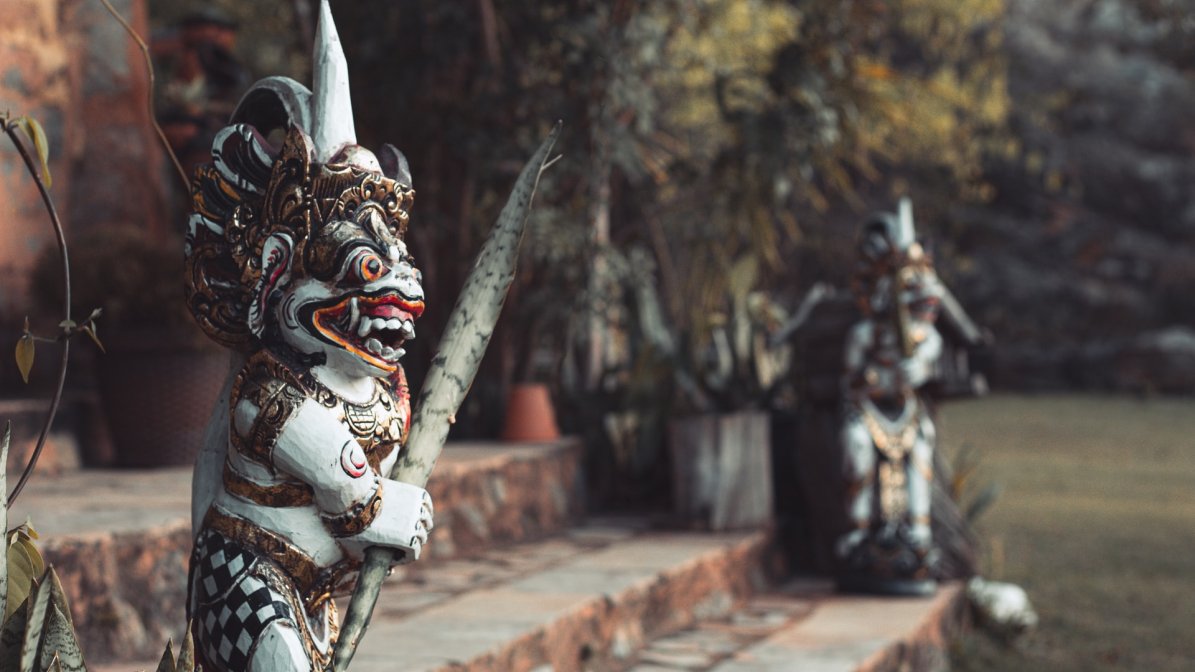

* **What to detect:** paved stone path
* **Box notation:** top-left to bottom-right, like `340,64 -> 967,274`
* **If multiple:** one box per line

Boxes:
92,520 -> 768,671
622,579 -> 966,672
21,439 -> 966,672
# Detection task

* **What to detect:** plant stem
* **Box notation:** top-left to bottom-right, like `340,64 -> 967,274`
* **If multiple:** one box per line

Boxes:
3,123 -> 71,507
95,0 -> 190,191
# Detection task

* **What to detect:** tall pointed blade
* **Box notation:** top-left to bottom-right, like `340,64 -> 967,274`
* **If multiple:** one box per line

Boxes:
329,122 -> 561,672
311,0 -> 356,162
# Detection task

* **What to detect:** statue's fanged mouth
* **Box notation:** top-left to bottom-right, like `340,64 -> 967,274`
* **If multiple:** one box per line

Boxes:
311,294 -> 424,370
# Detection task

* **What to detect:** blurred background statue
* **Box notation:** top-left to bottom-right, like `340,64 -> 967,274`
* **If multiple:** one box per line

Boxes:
836,199 -> 944,595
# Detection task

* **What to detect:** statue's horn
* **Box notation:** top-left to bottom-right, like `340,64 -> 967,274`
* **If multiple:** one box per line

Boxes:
897,196 -> 916,250
311,0 -> 357,163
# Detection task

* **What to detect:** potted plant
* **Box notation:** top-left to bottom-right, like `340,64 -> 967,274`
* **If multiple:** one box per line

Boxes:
617,250 -> 792,530
670,257 -> 793,531
31,226 -> 226,467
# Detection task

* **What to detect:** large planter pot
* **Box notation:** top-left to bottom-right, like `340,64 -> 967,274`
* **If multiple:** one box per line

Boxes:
501,383 -> 561,442
95,332 -> 227,468
668,410 -> 774,531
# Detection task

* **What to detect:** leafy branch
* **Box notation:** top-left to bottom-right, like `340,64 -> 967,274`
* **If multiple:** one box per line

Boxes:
0,113 -> 101,507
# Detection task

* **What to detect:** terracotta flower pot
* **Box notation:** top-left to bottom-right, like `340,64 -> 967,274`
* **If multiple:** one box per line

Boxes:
501,383 -> 560,442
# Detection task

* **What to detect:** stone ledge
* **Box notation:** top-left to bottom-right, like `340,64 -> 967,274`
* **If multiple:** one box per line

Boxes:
11,439 -> 582,662
707,582 -> 968,672
351,524 -> 772,672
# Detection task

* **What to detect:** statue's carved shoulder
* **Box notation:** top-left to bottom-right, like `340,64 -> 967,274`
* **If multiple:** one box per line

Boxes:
230,349 -> 312,467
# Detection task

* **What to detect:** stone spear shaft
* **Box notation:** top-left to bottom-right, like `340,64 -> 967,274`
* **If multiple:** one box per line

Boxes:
330,122 -> 561,672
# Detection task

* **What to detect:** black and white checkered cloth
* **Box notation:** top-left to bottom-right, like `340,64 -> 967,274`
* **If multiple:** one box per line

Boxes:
191,531 -> 300,671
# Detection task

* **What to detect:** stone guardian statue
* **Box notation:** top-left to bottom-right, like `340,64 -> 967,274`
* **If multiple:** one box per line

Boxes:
183,3 -> 434,668
837,199 -> 944,596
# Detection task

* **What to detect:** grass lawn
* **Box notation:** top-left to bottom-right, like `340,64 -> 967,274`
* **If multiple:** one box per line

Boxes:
939,394 -> 1195,671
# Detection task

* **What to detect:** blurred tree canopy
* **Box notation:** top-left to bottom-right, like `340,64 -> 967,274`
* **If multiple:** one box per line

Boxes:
150,0 -> 1012,432
332,0 -> 1009,376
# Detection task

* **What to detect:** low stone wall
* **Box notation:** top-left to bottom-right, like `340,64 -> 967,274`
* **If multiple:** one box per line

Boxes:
38,439 -> 583,662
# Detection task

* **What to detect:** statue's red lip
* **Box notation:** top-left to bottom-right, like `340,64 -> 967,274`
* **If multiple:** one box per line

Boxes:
310,293 -> 423,373
358,295 -> 424,321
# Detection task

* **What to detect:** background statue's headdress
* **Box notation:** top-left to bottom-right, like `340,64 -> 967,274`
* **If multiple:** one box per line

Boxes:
851,197 -> 937,314
185,0 -> 414,349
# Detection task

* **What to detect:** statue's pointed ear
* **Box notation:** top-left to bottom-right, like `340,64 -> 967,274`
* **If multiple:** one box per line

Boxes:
248,233 -> 294,337
379,144 -> 412,187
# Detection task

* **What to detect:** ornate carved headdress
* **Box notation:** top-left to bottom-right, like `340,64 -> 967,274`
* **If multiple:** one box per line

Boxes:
184,1 -> 414,349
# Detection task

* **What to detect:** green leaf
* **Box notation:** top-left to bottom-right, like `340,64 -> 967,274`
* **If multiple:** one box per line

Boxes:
0,595 -> 30,669
56,321 -> 75,331
16,116 -> 51,189
20,573 -> 50,672
38,604 -> 84,672
176,625 -> 195,672
43,568 -> 72,629
6,524 -> 42,621
86,308 -> 103,322
6,550 -> 35,621
727,254 -> 759,301
155,639 -> 175,672
15,335 -> 34,384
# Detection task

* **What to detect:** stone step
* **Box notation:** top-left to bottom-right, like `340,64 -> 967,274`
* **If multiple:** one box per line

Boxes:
620,579 -> 968,672
9,439 -> 582,662
347,520 -> 770,671
92,519 -> 770,672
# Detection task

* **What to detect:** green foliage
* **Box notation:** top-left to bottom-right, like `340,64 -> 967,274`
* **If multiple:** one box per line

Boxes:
0,425 -> 192,672
5,524 -> 42,624
948,442 -> 1002,525
10,117 -> 51,190
11,311 -> 102,386
154,630 -> 196,672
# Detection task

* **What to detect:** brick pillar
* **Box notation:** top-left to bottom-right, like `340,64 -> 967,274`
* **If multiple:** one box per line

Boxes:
0,0 -> 75,319
0,0 -> 165,322
67,0 -> 167,241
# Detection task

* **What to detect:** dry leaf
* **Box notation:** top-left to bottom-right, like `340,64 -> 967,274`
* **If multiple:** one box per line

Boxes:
14,336 -> 34,384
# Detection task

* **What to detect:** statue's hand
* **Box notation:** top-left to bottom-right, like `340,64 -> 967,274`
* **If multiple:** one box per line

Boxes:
395,485 -> 435,564
338,480 -> 434,563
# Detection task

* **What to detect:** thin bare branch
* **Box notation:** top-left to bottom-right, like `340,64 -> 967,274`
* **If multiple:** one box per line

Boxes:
95,0 -> 190,191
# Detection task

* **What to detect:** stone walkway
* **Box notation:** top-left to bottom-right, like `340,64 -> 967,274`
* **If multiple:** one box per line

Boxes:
620,578 -> 965,672
92,520 -> 769,672
17,440 -> 585,663
16,438 -> 967,671
351,522 -> 768,671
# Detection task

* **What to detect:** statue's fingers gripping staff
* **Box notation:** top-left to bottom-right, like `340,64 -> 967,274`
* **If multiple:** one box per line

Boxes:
183,4 -> 434,670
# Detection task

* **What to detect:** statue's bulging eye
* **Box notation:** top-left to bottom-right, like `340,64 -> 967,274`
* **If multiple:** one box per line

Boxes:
356,252 -> 386,283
